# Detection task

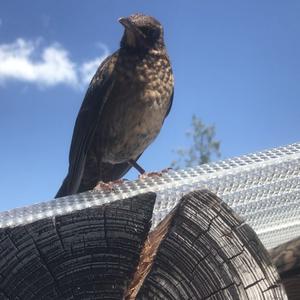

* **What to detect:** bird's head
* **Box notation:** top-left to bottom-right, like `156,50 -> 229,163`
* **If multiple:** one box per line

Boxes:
119,13 -> 164,52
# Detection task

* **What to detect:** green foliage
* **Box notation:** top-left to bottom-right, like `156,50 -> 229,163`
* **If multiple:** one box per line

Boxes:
171,115 -> 221,169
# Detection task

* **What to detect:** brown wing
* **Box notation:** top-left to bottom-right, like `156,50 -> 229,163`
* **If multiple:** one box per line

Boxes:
55,52 -> 118,198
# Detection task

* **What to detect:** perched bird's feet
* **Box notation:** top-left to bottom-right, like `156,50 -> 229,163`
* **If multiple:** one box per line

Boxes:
93,181 -> 116,192
139,172 -> 161,180
138,168 -> 172,180
93,179 -> 126,192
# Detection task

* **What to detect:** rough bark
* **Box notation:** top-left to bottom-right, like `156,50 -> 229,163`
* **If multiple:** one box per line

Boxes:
269,236 -> 300,300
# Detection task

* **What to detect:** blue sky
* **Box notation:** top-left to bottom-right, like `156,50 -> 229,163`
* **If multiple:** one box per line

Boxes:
0,1 -> 299,210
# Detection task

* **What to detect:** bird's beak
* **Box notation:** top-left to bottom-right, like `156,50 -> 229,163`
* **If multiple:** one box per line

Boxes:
118,17 -> 133,29
119,16 -> 147,47
118,17 -> 146,38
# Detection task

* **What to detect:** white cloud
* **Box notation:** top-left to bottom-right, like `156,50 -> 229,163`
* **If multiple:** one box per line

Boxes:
0,38 -> 109,89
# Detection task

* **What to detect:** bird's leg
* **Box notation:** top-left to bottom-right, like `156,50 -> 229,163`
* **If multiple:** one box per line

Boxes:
128,160 -> 172,179
129,159 -> 146,174
128,159 -> 159,179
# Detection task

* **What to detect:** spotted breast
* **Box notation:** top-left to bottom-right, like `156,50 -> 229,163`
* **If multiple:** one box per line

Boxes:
98,49 -> 174,164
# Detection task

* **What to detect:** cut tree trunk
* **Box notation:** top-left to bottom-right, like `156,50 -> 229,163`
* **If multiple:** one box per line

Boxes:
128,190 -> 286,299
0,190 -> 287,299
0,193 -> 156,299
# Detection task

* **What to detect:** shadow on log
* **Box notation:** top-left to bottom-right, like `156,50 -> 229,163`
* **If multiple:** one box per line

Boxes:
269,236 -> 300,300
0,190 -> 287,299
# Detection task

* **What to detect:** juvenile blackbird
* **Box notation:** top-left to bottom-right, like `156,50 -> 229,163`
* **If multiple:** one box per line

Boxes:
56,13 -> 174,198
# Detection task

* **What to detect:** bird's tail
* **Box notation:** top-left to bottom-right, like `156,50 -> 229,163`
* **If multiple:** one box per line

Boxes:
55,159 -> 139,198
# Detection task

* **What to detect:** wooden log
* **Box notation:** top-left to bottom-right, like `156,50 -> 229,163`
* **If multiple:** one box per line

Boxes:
269,236 -> 300,300
0,189 -> 287,299
127,190 -> 287,299
0,192 -> 156,299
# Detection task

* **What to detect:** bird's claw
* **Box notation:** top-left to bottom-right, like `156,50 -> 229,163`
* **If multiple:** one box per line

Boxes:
93,178 -> 126,192
138,168 -> 172,180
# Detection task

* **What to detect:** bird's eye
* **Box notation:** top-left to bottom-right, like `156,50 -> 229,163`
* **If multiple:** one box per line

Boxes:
139,27 -> 159,39
140,27 -> 152,35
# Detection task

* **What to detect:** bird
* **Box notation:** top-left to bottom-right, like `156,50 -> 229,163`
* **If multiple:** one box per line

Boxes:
55,13 -> 174,198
